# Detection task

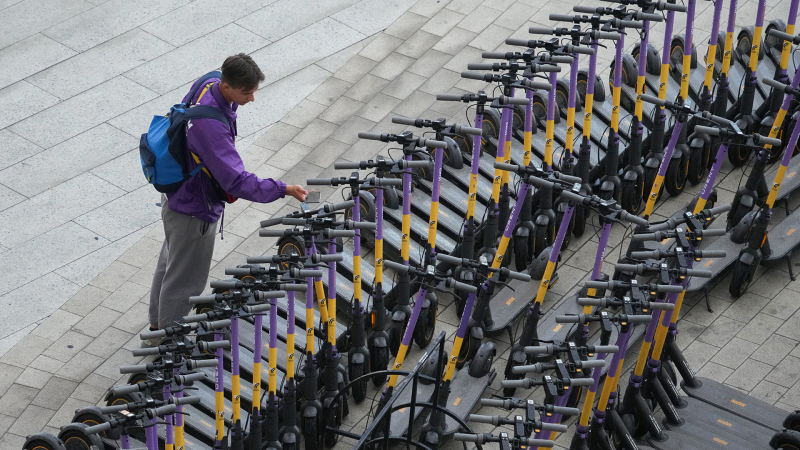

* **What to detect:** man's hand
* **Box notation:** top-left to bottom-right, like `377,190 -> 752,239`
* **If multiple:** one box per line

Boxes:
286,185 -> 308,202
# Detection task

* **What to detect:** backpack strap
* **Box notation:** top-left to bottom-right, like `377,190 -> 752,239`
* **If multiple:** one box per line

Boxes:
183,105 -> 230,128
186,71 -> 221,105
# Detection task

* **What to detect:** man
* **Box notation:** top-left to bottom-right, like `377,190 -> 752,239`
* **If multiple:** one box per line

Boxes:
147,53 -> 307,346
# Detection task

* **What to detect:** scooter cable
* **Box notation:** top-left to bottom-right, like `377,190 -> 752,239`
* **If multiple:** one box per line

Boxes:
465,103 -> 477,127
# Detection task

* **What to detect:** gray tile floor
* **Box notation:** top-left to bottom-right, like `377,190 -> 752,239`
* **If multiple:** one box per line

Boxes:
2,0 -> 799,448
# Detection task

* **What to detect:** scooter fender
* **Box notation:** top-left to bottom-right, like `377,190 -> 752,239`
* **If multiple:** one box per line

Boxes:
731,210 -> 758,244
623,169 -> 639,182
515,225 -> 531,238
469,325 -> 484,341
349,351 -> 366,365
529,246 -> 553,280
534,214 -> 552,227
644,156 -> 661,170
370,335 -> 388,349
738,249 -> 757,266
391,310 -> 408,323
303,403 -> 322,418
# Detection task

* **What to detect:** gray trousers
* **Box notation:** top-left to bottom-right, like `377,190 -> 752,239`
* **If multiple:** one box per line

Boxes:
149,195 -> 218,330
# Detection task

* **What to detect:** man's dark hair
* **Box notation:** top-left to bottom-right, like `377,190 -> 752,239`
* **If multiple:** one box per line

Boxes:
221,53 -> 265,91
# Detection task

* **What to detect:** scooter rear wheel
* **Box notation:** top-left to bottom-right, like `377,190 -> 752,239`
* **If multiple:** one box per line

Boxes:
687,134 -> 711,185
783,411 -> 800,431
58,423 -> 103,450
572,205 -> 587,237
729,260 -> 755,297
728,143 -> 752,167
532,224 -> 549,259
23,434 -> 66,450
769,430 -> 800,449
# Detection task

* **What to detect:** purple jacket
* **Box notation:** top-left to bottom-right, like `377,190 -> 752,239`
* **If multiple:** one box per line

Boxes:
166,77 -> 286,223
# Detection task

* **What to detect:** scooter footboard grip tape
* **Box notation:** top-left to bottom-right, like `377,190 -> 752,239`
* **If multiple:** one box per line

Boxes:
640,12 -> 663,21
453,433 -> 479,443
260,216 -> 285,227
573,5 -> 599,13
521,79 -> 553,91
592,345 -> 619,354
85,422 -> 113,435
468,414 -> 499,425
140,329 -> 167,340
662,1 -> 687,11
758,135 -> 783,147
506,270 -> 532,282
494,162 -> 520,173
225,268 -> 253,277
577,297 -> 605,306
111,384 -> 141,396
358,132 -> 382,140
767,29 -> 797,42
373,178 -> 403,187
436,253 -> 462,265
615,263 -> 641,273
556,173 -> 582,184
648,302 -> 676,310
520,438 -> 554,448
584,280 -> 612,289
436,93 -> 463,101
209,280 -> 238,290
698,250 -> 727,258
260,229 -> 289,237
631,232 -> 657,241
512,363 -> 544,374
119,364 -> 148,374
314,253 -> 344,263
639,94 -> 666,107
629,314 -> 656,323
700,228 -> 726,237
461,71 -> 487,81
189,294 -> 218,304
391,116 -> 417,126
243,303 -> 272,314
507,96 -> 533,105
383,260 -> 409,273
526,175 -> 555,189
685,268 -> 713,277
694,125 -> 721,136
506,37 -> 533,46
132,347 -> 161,357
619,20 -> 644,29
524,345 -> 551,355
281,218 -> 307,226
454,124 -> 483,136
186,359 -> 220,370
326,200 -> 355,213
656,284 -> 685,293
399,159 -> 432,169
172,395 -> 203,406
550,14 -> 577,21
334,161 -> 361,169
467,63 -> 495,70
421,138 -> 448,148
630,251 -> 659,259
569,378 -> 596,387
620,211 -> 649,227
307,178 -> 333,185
541,422 -> 569,432
529,26 -> 555,35
580,360 -> 606,369
552,406 -> 581,416
501,379 -> 531,388
555,314 -> 582,323
448,279 -> 479,293
561,190 -> 585,203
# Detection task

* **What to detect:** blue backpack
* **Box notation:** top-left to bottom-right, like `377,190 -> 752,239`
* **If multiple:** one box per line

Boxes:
139,71 -> 230,193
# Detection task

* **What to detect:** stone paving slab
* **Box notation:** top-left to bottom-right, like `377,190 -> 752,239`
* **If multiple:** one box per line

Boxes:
2,0 -> 800,449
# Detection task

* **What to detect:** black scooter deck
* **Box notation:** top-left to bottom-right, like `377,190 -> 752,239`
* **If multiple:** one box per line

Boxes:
442,370 -> 495,436
648,408 -> 772,450
388,379 -> 437,438
485,278 -> 539,336
764,205 -> 800,262
683,376 -> 789,432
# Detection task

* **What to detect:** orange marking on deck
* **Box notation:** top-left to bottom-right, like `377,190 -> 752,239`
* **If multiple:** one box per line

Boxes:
717,419 -> 732,427
553,324 -> 563,333
400,407 -> 406,413
788,228 -> 796,236
788,171 -> 796,178
463,199 -> 468,204
661,238 -> 670,245
730,399 -> 746,407
506,297 -> 516,305
200,420 -> 212,427
338,282 -> 352,291
705,259 -> 714,267
713,437 -> 728,445
453,397 -> 462,406
440,210 -> 449,217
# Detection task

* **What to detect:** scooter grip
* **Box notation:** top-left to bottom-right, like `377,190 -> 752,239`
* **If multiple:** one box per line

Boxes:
84,422 -> 113,435
391,116 -> 418,126
631,232 -> 657,241
453,124 -> 484,136
153,404 -> 178,417
260,216 -> 286,227
519,437 -> 554,448
638,12 -> 664,21
293,268 -> 324,278
699,228 -> 726,237
555,314 -> 584,323
468,414 -> 501,425
573,5 -> 600,13
552,406 -> 582,416
453,433 -> 479,443
655,284 -> 685,293
189,295 -> 219,305
505,269 -> 532,282
768,29 -> 800,44
591,30 -> 621,40
200,319 -> 232,331
447,278 -> 479,293
242,303 -> 271,314
569,378 -> 596,387
619,210 -> 649,227
648,302 -> 676,311
436,253 -> 464,266
307,178 -> 334,185
99,404 -> 129,414
505,96 -> 532,105
345,219 -> 377,230
140,329 -> 167,340
685,268 -> 713,278
324,200 -> 355,213
119,364 -> 148,374
111,384 -> 142,396
560,189 -> 586,203
482,51 -> 510,59
132,347 -> 161,357
660,1 -> 688,11
630,250 -> 660,259
313,253 -> 344,263
334,161 -> 362,169
512,363 -> 546,374
325,229 -> 356,238
371,177 -> 403,187
619,20 -> 644,29
383,260 -> 409,274
755,134 -> 783,147
555,173 -> 582,184
550,14 -> 578,22
544,57 -> 572,65
479,398 -> 508,408
506,37 -> 534,47
224,268 -> 254,277
171,395 -> 203,406
577,297 -> 606,307
358,132 -> 383,141
398,159 -> 432,169
524,345 -> 552,355
525,175 -> 555,189
461,71 -> 490,81
529,26 -> 555,35
696,250 -> 726,258
436,93 -> 464,101
705,204 -> 732,216
209,280 -> 239,290
259,229 -> 291,237
639,94 -> 666,106
541,422 -> 569,432
592,345 -> 619,354
186,359 -> 219,370
467,63 -> 496,71
278,284 -> 308,292
628,314 -> 656,323
584,280 -> 613,290
493,162 -> 520,173
519,79 -> 552,91
174,372 -> 207,385
615,263 -> 642,274
564,43 -> 594,55
247,289 -> 282,299
281,218 -> 307,226
694,125 -> 721,136
420,138 -> 448,149
501,378 -> 532,388
579,360 -> 606,369
198,340 -> 231,351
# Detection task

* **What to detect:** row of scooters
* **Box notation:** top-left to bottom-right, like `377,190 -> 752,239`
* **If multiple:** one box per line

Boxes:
21,0 -> 800,447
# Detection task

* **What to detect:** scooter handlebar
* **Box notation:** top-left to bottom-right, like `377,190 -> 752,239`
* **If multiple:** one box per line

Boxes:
755,134 -> 783,147
201,319 -> 232,331
307,178 -> 333,185
208,280 -> 239,290
333,161 -> 361,169
505,96 -> 533,105
324,200 -> 356,213
560,189 -> 586,203
224,268 -> 254,277
520,438 -> 555,448
518,79 -> 553,91
314,253 -> 344,263
281,218 -> 307,226
592,30 -> 621,40
555,314 -> 586,323
525,175 -> 555,190
110,383 -> 142,396
119,364 -> 148,374
453,124 -> 484,136
638,12 -> 664,21
619,210 -> 649,227
186,359 -> 220,370
241,303 -> 272,314
436,93 -> 465,101
259,229 -> 291,237
325,229 -> 356,238
467,63 -> 496,71
549,14 -> 578,22
583,280 -> 612,290
372,177 -> 403,187
479,398 -> 509,408
420,138 -> 448,149
469,414 -> 502,425
648,302 -> 676,311
593,345 -> 620,354
436,253 -> 465,266
383,260 -> 409,274
461,71 -> 490,81
84,422 -> 113,435
132,347 -> 161,357
174,372 -> 207,385
398,159 -> 433,169
260,216 -> 285,227
139,329 -> 167,340
656,284 -> 685,293
629,314 -> 656,323
639,94 -> 666,107
344,219 -> 377,231
572,5 -> 600,13
659,1 -> 687,11
696,250 -> 727,258
768,29 -> 800,44
358,132 -> 383,141
529,26 -> 554,35
694,125 -> 721,136
699,228 -> 726,237
563,43 -> 594,55
170,396 -> 203,406
618,19 -> 644,29
391,116 -> 417,126
446,278 -> 479,293
494,162 -> 520,173
197,340 -> 231,351
505,269 -> 532,282
615,263 -> 643,274
685,268 -> 713,278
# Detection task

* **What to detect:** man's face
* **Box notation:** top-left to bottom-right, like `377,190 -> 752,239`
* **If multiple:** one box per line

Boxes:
221,82 -> 258,106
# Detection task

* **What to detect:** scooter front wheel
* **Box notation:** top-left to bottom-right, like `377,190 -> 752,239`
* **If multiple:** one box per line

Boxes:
729,260 -> 755,297
727,143 -> 752,167
665,155 -> 688,196
687,136 -> 711,185
572,205 -> 587,237
350,362 -> 367,402
370,345 -> 389,386
23,434 -> 66,450
302,415 -> 319,450
513,233 -> 530,272
532,225 -> 549,259
621,178 -> 643,215
413,305 -> 437,348
642,166 -> 660,203
57,423 -> 104,450
388,320 -> 405,357
769,430 -> 800,449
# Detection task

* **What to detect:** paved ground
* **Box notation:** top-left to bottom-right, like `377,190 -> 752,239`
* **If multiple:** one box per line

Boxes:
1,0 -> 799,448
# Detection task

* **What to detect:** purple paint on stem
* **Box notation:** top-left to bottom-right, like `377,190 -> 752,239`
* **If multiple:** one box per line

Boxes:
657,120 -> 686,177
472,114 -> 484,177
232,316 -> 240,377
120,434 -> 131,450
